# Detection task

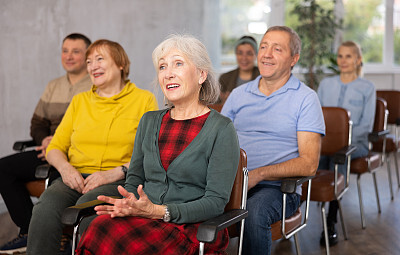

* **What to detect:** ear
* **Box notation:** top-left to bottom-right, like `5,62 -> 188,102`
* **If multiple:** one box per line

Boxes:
290,54 -> 300,67
356,56 -> 362,66
199,70 -> 208,84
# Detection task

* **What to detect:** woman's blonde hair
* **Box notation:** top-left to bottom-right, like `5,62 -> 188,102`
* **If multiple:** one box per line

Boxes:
152,34 -> 220,106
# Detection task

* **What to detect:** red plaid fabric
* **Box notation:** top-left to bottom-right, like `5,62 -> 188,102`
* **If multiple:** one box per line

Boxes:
159,110 -> 210,170
76,215 -> 229,255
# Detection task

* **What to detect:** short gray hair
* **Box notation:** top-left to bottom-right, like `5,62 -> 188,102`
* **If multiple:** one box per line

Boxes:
152,34 -> 220,106
266,26 -> 301,56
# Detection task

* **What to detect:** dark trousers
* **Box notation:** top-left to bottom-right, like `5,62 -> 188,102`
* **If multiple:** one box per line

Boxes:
0,150 -> 46,234
319,143 -> 368,224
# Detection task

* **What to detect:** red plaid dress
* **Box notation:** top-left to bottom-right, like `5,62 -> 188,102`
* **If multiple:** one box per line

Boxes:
76,110 -> 229,255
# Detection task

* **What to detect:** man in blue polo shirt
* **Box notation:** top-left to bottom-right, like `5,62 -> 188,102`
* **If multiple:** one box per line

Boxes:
221,26 -> 325,255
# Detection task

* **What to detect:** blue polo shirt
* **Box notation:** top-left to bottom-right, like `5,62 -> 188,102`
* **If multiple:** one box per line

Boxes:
222,75 -> 325,191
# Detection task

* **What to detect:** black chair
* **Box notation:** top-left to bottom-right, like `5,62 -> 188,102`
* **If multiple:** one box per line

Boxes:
12,140 -> 51,197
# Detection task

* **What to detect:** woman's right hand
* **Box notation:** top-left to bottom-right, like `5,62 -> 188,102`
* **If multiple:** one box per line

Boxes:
59,163 -> 85,193
95,185 -> 165,219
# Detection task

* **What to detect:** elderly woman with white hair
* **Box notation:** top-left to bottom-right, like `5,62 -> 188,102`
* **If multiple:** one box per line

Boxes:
76,34 -> 240,255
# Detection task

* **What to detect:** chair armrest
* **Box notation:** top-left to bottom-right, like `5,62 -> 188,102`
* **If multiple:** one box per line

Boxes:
368,130 -> 390,142
61,197 -> 120,226
196,209 -> 248,243
35,164 -> 54,179
13,140 -> 36,151
280,176 -> 314,194
333,145 -> 357,164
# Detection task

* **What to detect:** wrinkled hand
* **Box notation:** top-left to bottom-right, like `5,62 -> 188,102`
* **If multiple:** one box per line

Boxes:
82,171 -> 116,194
59,165 -> 85,193
36,136 -> 53,160
95,185 -> 158,218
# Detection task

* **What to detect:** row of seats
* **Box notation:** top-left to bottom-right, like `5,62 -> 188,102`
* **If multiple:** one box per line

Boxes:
13,90 -> 400,255
210,91 -> 400,255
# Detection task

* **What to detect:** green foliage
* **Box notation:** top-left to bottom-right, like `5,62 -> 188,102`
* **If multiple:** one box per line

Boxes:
288,0 -> 341,90
395,28 -> 400,66
327,52 -> 340,75
342,0 -> 383,63
361,34 -> 383,63
221,35 -> 238,55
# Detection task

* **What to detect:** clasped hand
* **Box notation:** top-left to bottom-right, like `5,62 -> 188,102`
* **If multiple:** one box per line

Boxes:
95,185 -> 159,219
60,166 -> 115,194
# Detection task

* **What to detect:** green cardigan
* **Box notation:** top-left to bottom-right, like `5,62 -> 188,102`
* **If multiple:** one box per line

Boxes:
125,108 -> 240,224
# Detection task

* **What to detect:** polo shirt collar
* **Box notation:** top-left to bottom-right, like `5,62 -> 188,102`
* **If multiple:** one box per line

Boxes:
247,74 -> 300,98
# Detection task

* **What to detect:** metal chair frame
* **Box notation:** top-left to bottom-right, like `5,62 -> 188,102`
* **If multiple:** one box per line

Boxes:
274,176 -> 313,255
351,98 -> 391,229
306,107 -> 356,255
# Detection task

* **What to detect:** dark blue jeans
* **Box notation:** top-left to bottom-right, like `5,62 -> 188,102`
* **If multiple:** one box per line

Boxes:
243,183 -> 300,255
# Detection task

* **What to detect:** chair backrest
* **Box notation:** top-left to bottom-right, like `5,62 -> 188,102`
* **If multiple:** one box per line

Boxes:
224,149 -> 248,238
371,98 -> 389,154
208,103 -> 223,113
373,97 -> 388,133
321,107 -> 352,156
376,90 -> 400,125
225,149 -> 247,212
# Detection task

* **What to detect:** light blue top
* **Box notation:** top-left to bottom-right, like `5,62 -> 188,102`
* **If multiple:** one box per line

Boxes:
317,75 -> 376,154
221,75 -> 325,193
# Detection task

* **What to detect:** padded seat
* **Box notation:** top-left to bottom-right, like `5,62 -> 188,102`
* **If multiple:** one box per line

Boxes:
302,170 -> 344,202
350,153 -> 381,174
271,208 -> 302,240
372,138 -> 398,152
25,180 -> 46,198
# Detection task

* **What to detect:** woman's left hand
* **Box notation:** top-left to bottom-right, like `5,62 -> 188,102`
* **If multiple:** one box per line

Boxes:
95,185 -> 164,219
